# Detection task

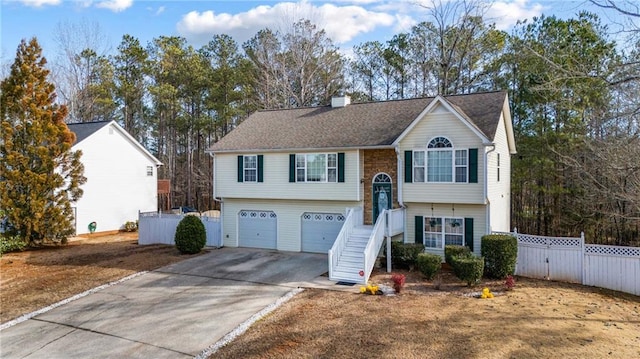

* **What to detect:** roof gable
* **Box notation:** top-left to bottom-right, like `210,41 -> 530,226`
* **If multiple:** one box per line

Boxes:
68,120 -> 162,166
209,91 -> 509,153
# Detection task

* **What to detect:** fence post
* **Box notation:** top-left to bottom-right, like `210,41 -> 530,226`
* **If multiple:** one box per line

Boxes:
580,232 -> 585,285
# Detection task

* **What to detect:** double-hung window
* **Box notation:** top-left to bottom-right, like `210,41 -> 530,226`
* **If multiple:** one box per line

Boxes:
296,153 -> 337,182
243,155 -> 257,182
423,217 -> 464,248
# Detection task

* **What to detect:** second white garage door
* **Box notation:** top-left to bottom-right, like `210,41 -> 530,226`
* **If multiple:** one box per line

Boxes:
238,210 -> 277,249
301,212 -> 346,253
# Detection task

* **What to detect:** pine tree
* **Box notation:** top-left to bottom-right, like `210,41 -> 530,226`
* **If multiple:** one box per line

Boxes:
0,38 -> 86,246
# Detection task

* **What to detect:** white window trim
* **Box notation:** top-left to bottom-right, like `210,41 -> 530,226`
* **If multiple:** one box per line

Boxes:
243,155 -> 257,182
423,216 -> 464,249
295,153 -> 338,183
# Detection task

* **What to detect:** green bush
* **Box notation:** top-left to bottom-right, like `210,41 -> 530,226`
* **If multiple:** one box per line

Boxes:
481,234 -> 518,278
416,253 -> 442,280
444,245 -> 470,266
174,215 -> 206,254
1,234 -> 27,256
123,221 -> 138,232
451,255 -> 484,286
387,241 -> 424,268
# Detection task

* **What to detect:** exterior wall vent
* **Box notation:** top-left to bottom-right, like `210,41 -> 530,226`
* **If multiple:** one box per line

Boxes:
331,95 -> 351,108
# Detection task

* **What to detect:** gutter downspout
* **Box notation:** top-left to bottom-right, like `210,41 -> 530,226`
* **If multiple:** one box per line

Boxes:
484,144 -> 496,236
208,152 -> 223,247
395,147 -> 406,244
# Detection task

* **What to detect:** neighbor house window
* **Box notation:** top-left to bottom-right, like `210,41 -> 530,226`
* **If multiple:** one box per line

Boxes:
146,166 -> 153,176
296,153 -> 337,182
243,155 -> 257,182
424,216 -> 464,248
411,137 -> 471,183
497,153 -> 501,182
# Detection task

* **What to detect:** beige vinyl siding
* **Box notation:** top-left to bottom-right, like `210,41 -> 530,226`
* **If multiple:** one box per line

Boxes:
487,113 -> 512,232
215,150 -> 359,201
399,104 -> 485,204
405,203 -> 486,256
221,198 -> 360,251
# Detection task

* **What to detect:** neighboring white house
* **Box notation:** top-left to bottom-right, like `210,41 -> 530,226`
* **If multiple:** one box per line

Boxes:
67,121 -> 162,235
208,91 -> 516,283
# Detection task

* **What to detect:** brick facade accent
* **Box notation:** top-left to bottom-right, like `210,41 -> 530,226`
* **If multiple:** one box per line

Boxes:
363,149 -> 398,225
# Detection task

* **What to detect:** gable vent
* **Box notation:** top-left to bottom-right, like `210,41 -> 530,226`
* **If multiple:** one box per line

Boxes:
331,95 -> 351,108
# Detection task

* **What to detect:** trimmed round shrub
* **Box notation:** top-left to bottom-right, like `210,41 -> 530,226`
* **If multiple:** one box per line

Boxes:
451,255 -> 484,287
174,215 -> 206,254
444,245 -> 470,266
481,234 -> 517,278
387,241 -> 424,269
416,253 -> 442,280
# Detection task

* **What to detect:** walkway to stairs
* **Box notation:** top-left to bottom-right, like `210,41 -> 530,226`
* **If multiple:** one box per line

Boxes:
329,225 -> 372,284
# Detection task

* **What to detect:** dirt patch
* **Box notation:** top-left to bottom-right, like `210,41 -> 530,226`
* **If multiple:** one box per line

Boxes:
0,232 -> 205,323
213,269 -> 640,359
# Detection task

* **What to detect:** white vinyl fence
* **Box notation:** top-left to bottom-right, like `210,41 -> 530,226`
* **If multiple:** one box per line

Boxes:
503,230 -> 640,296
138,212 -> 222,248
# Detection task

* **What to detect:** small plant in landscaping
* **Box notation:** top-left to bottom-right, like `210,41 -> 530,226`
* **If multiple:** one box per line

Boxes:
123,221 -> 137,232
451,254 -> 484,287
174,215 -> 206,254
505,275 -> 516,291
444,245 -> 470,266
480,287 -> 494,299
432,274 -> 443,290
0,234 -> 27,256
391,273 -> 406,293
416,252 -> 442,280
481,234 -> 517,278
360,283 -> 383,295
386,241 -> 424,269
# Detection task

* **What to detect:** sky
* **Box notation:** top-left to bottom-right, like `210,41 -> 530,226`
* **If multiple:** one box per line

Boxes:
0,0 -> 617,66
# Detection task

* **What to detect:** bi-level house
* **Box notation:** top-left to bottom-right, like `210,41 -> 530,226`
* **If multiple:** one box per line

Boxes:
208,91 -> 516,283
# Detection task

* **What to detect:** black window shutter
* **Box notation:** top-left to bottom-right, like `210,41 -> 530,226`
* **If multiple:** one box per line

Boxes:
289,154 -> 296,183
464,218 -> 474,252
469,148 -> 478,183
237,155 -> 244,183
337,152 -> 345,182
404,151 -> 413,183
257,155 -> 264,182
415,216 -> 424,245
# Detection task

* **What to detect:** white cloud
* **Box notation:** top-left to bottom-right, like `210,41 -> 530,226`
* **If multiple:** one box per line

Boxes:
19,0 -> 61,7
488,0 -> 545,30
155,6 -> 165,16
177,1 -> 395,46
94,0 -> 133,13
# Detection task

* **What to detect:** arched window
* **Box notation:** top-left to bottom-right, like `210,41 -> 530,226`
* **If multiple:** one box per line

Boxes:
373,173 -> 392,184
413,137 -> 468,183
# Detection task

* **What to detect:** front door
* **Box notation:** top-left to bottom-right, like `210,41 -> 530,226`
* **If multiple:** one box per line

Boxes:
372,173 -> 392,223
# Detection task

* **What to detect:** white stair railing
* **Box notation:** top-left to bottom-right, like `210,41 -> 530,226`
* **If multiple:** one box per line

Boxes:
328,208 -> 360,280
386,208 -> 404,237
362,209 -> 387,283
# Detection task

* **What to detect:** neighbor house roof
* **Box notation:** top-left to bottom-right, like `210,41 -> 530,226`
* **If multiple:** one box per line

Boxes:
67,120 -> 163,166
208,91 -> 508,153
66,121 -> 111,145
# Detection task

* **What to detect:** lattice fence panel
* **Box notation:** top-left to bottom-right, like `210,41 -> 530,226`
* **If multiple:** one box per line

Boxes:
585,244 -> 640,258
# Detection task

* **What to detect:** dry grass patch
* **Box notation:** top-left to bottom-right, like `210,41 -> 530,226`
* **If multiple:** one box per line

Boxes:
213,270 -> 640,359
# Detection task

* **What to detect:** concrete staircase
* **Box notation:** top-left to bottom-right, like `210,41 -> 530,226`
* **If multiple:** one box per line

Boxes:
329,225 -> 373,284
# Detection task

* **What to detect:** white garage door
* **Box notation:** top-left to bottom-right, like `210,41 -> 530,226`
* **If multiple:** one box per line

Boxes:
301,212 -> 346,253
238,210 -> 277,249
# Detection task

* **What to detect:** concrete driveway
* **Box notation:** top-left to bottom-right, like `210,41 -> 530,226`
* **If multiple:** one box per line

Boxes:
0,248 -> 330,358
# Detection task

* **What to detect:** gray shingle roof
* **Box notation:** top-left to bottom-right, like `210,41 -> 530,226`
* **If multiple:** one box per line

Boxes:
67,121 -> 111,145
209,91 -> 507,152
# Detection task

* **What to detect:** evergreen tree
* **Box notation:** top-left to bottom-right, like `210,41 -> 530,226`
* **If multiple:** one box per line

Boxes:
0,38 -> 86,246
